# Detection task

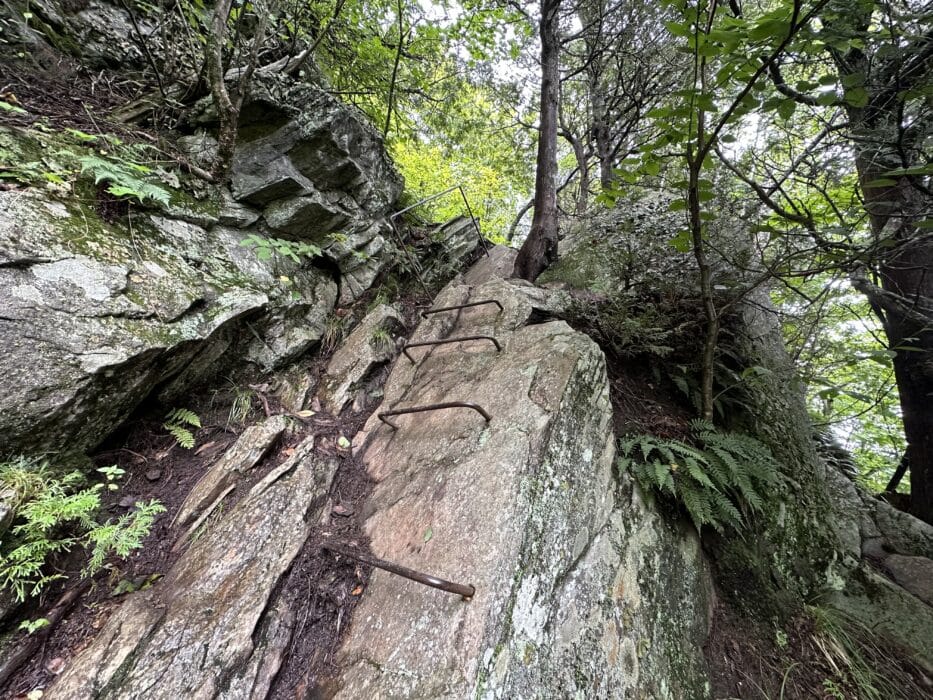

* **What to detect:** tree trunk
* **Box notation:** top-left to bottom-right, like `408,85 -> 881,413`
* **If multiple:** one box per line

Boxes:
513,0 -> 561,282
207,0 -> 236,179
831,16 -> 933,523
856,147 -> 933,524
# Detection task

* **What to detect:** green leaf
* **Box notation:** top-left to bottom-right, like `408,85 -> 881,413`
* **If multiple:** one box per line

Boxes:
664,20 -> 691,38
0,100 -> 27,114
669,231 -> 692,253
843,87 -> 869,108
777,99 -> 796,120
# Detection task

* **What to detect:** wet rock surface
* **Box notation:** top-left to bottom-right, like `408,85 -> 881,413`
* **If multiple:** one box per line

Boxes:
319,304 -> 404,415
0,190 -> 335,456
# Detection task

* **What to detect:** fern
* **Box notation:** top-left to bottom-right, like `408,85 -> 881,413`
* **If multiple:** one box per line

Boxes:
84,500 -> 166,575
617,422 -> 779,534
79,154 -> 171,206
0,458 -> 164,600
164,408 -> 201,449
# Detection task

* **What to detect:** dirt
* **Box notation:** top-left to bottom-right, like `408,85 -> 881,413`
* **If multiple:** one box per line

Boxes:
704,601 -> 931,699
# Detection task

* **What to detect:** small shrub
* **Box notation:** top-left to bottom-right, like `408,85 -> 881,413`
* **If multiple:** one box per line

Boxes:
618,420 -> 779,533
0,458 -> 165,601
239,234 -> 322,263
370,326 -> 395,354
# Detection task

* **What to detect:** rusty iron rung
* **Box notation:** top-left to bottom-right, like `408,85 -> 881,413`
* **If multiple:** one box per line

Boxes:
421,299 -> 504,318
323,540 -> 475,600
378,402 -> 491,430
402,335 -> 502,363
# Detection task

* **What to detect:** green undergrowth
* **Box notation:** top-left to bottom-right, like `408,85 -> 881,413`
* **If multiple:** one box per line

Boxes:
0,456 -> 164,601
0,124 -> 176,206
619,420 -> 779,534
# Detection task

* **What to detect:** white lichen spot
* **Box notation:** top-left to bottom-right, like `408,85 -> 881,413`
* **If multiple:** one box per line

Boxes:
79,347 -> 131,373
32,257 -> 126,302
43,201 -> 70,219
511,575 -> 547,643
11,284 -> 43,304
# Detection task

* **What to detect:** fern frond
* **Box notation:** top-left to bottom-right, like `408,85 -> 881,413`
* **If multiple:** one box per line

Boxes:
165,424 -> 195,449
166,408 -> 201,428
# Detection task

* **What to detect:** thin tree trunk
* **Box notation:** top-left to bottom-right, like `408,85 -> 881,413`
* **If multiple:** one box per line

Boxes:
383,0 -> 406,137
832,29 -> 933,523
207,0 -> 268,181
514,0 -> 561,281
855,145 -> 933,523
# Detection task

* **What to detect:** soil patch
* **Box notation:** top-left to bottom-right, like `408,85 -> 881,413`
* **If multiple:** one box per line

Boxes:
704,601 -> 930,699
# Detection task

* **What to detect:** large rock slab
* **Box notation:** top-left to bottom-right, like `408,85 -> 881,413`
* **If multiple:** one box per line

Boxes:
319,304 -> 404,414
173,415 -> 290,532
327,271 -> 711,697
230,79 -> 402,214
0,189 -> 336,457
46,437 -> 337,699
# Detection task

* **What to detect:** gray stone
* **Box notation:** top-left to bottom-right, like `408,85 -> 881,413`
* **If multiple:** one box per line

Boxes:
173,415 -> 290,533
462,244 -> 518,286
232,154 -> 313,206
883,554 -> 933,606
0,191 -> 332,457
827,565 -> 933,674
263,192 -> 350,237
246,269 -> 338,370
319,305 -> 404,415
0,487 -> 16,532
862,495 -> 933,559
177,133 -> 219,170
330,269 -> 711,698
46,437 -> 337,699
218,191 -> 261,229
230,77 -> 403,216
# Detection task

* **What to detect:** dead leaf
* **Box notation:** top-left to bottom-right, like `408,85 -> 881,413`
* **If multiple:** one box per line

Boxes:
282,447 -> 296,457
295,409 -> 316,418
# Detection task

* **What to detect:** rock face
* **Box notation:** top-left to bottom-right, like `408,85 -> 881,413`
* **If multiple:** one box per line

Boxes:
0,70 -> 403,458
173,415 -> 289,537
319,304 -> 404,415
328,266 -> 712,697
227,75 -> 403,305
0,188 -> 332,456
46,436 -> 337,699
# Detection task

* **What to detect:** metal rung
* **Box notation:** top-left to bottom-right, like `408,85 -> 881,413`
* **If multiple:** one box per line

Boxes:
402,335 -> 502,363
323,540 -> 475,600
378,402 -> 491,429
421,299 -> 503,318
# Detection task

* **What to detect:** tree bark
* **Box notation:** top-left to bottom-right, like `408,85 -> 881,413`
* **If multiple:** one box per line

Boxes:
855,144 -> 933,523
829,3 -> 933,523
206,0 -> 236,179
514,0 -> 561,282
